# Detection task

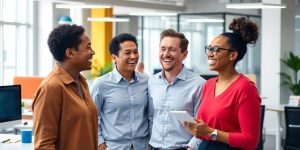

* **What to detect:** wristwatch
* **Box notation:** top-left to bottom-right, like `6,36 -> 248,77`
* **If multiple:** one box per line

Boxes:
210,129 -> 218,140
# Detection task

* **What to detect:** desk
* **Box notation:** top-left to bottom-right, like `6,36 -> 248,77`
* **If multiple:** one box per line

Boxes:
13,120 -> 33,129
22,99 -> 33,120
266,104 -> 287,150
23,109 -> 33,117
0,134 -> 33,150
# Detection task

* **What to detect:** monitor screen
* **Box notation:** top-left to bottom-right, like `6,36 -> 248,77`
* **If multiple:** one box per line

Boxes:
0,85 -> 22,127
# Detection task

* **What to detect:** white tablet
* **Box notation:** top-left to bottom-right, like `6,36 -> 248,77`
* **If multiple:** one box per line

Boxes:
169,111 -> 197,124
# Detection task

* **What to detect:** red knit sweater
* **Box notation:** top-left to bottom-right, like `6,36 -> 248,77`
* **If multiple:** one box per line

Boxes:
197,74 -> 261,150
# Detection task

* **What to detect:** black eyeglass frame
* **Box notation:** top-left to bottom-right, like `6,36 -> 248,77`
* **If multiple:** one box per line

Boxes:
205,46 -> 236,54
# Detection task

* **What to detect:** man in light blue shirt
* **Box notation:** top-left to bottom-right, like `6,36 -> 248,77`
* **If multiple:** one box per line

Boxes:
91,33 -> 149,150
148,29 -> 205,150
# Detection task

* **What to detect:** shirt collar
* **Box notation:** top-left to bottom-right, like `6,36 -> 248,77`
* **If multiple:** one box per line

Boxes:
158,65 -> 188,81
54,64 -> 85,85
112,68 -> 139,83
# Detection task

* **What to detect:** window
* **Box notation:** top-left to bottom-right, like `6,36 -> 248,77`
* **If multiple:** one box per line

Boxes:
179,14 -> 224,74
115,13 -> 261,87
0,0 -> 32,85
143,16 -> 177,74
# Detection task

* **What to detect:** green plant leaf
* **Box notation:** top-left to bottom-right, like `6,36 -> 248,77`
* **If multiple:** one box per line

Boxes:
280,52 -> 300,95
281,81 -> 291,86
284,52 -> 300,72
290,83 -> 300,95
100,64 -> 113,76
279,72 -> 292,83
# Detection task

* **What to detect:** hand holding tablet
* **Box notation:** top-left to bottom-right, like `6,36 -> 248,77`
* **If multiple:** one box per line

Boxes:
169,111 -> 197,124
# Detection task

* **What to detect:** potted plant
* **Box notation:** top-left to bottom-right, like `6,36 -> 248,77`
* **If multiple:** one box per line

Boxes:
90,59 -> 113,80
280,52 -> 300,106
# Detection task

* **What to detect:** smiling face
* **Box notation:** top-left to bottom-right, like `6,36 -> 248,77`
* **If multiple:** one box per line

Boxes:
70,33 -> 94,71
159,36 -> 187,73
207,35 -> 237,72
113,40 -> 139,74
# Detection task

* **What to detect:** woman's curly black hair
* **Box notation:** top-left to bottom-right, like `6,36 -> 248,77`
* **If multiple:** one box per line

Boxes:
221,17 -> 259,65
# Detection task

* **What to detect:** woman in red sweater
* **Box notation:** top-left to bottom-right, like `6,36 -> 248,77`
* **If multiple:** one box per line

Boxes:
184,17 -> 261,150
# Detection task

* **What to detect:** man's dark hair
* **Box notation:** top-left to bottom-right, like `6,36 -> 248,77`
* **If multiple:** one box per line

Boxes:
109,33 -> 138,56
47,24 -> 85,61
160,29 -> 189,52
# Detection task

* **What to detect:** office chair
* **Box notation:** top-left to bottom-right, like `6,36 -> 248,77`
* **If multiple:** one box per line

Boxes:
13,76 -> 44,120
13,76 -> 44,99
283,106 -> 300,150
255,105 -> 265,150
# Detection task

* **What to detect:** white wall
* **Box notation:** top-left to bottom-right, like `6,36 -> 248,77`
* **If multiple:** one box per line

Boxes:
295,0 -> 300,55
34,1 -> 74,77
261,0 -> 296,135
35,1 -> 55,77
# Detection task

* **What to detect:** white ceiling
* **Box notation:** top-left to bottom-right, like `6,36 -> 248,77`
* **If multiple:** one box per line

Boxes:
48,0 -> 300,15
48,0 -> 186,15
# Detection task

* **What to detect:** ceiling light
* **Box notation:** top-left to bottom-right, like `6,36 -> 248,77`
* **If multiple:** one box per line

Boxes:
56,4 -> 111,9
129,12 -> 177,16
34,0 -> 83,4
87,17 -> 130,22
186,19 -> 224,23
226,3 -> 286,9
296,15 -> 300,19
296,28 -> 300,32
126,0 -> 179,6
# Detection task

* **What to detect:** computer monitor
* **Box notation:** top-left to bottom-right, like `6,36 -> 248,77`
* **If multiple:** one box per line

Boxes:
0,85 -> 22,128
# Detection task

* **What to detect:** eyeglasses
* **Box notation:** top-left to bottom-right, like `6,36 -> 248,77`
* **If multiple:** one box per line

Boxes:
205,46 -> 236,55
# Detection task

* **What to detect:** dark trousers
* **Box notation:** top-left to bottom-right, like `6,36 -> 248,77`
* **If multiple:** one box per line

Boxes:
152,147 -> 186,150
199,140 -> 242,150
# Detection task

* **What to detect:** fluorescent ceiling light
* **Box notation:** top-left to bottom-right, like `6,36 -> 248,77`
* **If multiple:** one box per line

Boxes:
226,3 -> 286,9
126,0 -> 179,6
56,4 -> 111,9
296,28 -> 300,32
34,0 -> 83,3
186,18 -> 224,23
87,17 -> 130,22
296,15 -> 300,19
129,12 -> 177,16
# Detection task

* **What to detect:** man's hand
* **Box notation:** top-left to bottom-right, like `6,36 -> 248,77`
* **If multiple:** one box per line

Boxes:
148,144 -> 153,150
98,143 -> 107,150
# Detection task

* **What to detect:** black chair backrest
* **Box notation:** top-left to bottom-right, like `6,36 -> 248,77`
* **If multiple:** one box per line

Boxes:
256,105 -> 265,150
284,106 -> 300,150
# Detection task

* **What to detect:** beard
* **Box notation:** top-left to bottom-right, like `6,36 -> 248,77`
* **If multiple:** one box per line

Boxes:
162,64 -> 174,72
160,58 -> 175,72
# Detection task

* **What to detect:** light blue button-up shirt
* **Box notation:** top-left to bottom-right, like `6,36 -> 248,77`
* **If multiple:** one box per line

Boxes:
91,69 -> 149,150
148,67 -> 205,150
